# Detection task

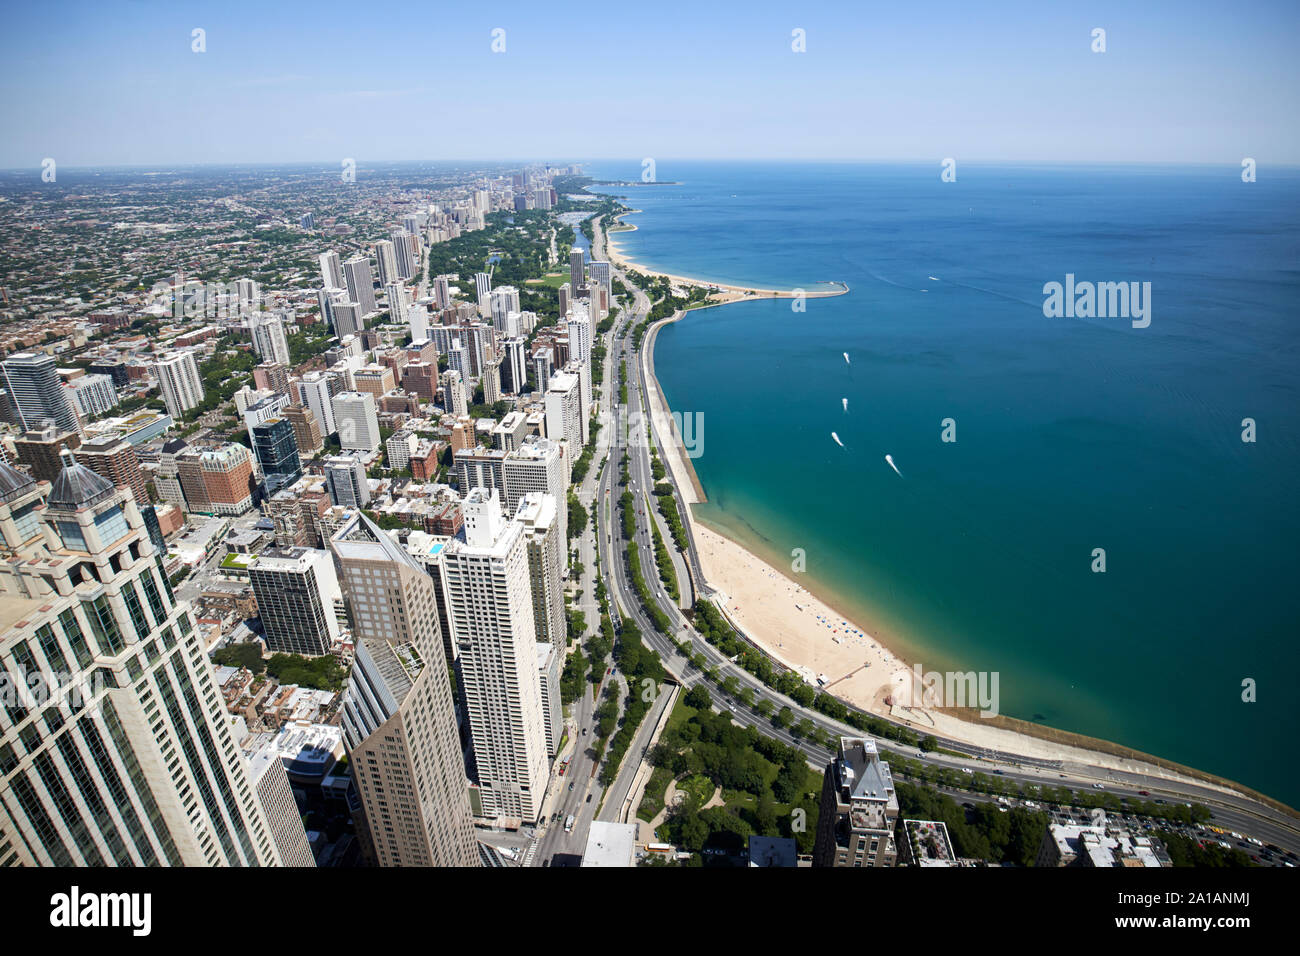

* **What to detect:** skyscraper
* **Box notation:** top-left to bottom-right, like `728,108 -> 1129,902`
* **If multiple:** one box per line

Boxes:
500,337 -> 528,395
332,301 -> 364,339
812,736 -> 900,868
297,371 -> 339,437
343,255 -> 377,315
250,314 -> 291,366
374,240 -> 400,287
502,437 -> 568,543
283,403 -> 324,457
569,247 -> 585,291
67,374 -> 119,419
474,272 -> 491,309
330,512 -> 480,867
441,488 -> 549,825
317,286 -> 347,332
515,492 -> 566,651
545,369 -> 585,460
323,454 -> 369,508
1,352 -> 83,436
248,547 -> 343,657
319,249 -> 345,290
250,417 -> 301,494
331,391 -> 379,454
0,455 -> 297,865
152,351 -> 205,420
74,433 -> 148,508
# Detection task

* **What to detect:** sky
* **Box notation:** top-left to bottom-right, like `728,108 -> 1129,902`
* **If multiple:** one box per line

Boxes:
0,0 -> 1297,168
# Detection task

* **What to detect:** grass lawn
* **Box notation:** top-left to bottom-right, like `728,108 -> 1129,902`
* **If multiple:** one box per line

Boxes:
525,271 -> 572,289
677,773 -> 714,812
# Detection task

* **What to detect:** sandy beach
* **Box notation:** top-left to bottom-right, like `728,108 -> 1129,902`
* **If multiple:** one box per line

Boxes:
604,212 -> 847,302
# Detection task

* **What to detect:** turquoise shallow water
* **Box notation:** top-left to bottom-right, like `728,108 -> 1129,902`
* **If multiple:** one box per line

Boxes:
590,161 -> 1300,805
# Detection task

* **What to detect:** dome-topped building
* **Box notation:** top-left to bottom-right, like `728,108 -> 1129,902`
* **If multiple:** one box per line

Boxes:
0,458 -> 37,505
46,449 -> 116,512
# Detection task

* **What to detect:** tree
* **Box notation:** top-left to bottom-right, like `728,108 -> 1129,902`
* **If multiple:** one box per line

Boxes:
685,685 -> 712,711
754,792 -> 779,835
212,641 -> 265,675
679,814 -> 708,853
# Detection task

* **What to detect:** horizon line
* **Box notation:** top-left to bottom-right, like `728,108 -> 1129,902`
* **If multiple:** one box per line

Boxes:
2,157 -> 1298,175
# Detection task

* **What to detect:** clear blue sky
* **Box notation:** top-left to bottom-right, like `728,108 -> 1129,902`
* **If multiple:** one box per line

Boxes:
1,0 -> 1296,167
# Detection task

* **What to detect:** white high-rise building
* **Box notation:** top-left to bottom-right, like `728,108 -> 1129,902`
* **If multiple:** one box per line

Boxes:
567,309 -> 593,366
317,286 -> 348,331
440,368 -> 468,417
447,339 -> 471,384
343,256 -> 377,315
516,492 -> 566,650
500,337 -> 528,395
441,489 -> 549,824
433,275 -> 451,310
489,286 -> 520,331
297,370 -> 339,436
503,436 -> 568,542
331,391 -> 380,454
385,282 -> 408,319
374,240 -> 400,287
242,393 -> 289,446
319,250 -> 345,290
545,370 -> 585,460
392,231 -> 417,280
2,352 -> 84,436
407,304 -> 429,343
67,373 -> 118,418
250,314 -> 291,366
474,272 -> 491,309
152,350 -> 205,420
0,455 -> 298,866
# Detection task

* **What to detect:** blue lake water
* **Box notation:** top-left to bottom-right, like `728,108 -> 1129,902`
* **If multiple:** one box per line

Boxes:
589,160 -> 1300,805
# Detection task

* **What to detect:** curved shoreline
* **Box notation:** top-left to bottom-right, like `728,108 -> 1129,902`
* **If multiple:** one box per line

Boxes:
606,209 -> 848,300
607,215 -> 1299,816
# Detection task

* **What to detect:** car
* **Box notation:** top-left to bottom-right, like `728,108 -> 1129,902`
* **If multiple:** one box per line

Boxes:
582,728 -> 588,736
586,794 -> 593,803
1092,782 -> 1104,789
1138,790 -> 1149,796
568,782 -> 574,791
